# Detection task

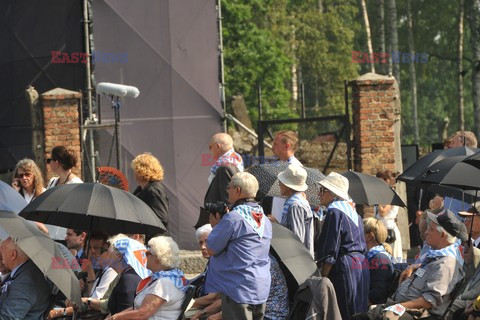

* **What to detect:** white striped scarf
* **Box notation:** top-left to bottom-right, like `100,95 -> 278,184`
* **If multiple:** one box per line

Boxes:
365,245 -> 392,261
210,149 -> 244,176
235,204 -> 266,238
152,268 -> 188,292
424,240 -> 464,266
113,238 -> 149,279
328,199 -> 359,227
280,192 -> 306,226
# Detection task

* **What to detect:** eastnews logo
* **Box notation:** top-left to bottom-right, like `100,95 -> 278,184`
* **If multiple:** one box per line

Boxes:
351,51 -> 429,64
51,51 -> 128,64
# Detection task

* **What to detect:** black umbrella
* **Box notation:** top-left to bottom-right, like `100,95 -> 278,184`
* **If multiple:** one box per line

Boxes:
462,151 -> 480,170
397,146 -> 479,185
341,171 -> 406,207
430,161 -> 480,190
247,163 -> 325,206
0,211 -> 81,304
270,223 -> 318,296
19,183 -> 166,235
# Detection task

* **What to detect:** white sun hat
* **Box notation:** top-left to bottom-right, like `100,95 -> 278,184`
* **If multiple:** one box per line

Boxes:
317,172 -> 350,200
277,164 -> 308,192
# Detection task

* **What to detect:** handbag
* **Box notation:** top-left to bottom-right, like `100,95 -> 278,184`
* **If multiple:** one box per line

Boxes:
386,229 -> 396,244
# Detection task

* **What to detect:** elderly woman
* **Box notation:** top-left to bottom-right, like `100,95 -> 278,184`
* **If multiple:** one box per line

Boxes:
81,234 -> 147,317
188,224 -> 213,298
46,146 -> 83,188
132,153 -> 169,231
106,236 -> 186,320
12,158 -> 45,203
363,218 -> 395,305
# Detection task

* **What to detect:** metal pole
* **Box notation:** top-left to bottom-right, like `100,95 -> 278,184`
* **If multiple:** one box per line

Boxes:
112,97 -> 121,170
83,0 -> 95,181
345,80 -> 352,170
301,82 -> 306,119
217,0 -> 227,132
257,85 -> 265,158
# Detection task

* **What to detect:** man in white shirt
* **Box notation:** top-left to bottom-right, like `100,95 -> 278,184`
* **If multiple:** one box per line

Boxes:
272,130 -> 302,166
460,202 -> 480,248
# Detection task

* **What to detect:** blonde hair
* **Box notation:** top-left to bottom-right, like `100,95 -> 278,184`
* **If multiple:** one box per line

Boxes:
131,153 -> 164,181
276,130 -> 299,151
450,131 -> 478,148
13,158 -> 45,198
363,217 -> 392,254
148,236 -> 181,269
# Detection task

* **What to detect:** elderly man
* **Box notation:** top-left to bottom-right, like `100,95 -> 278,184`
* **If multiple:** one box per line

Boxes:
446,130 -> 478,148
206,172 -> 272,320
272,130 -> 302,166
0,237 -> 51,319
273,164 -> 314,257
204,133 -> 244,206
353,209 -> 466,320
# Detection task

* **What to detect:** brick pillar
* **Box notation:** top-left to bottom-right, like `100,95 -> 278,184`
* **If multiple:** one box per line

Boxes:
350,73 -> 410,255
40,88 -> 82,181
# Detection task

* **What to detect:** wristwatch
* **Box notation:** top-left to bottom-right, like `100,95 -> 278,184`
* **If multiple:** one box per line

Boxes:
87,298 -> 92,307
62,308 -> 67,317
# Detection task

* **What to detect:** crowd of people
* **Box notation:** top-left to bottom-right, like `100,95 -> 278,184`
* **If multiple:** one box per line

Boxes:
2,129 -> 480,320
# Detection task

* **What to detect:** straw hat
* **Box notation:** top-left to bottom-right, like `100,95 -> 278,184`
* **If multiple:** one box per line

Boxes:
459,201 -> 480,217
277,164 -> 308,192
317,172 -> 350,201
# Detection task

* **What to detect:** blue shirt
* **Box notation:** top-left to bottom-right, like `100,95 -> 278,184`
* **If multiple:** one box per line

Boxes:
205,204 -> 272,304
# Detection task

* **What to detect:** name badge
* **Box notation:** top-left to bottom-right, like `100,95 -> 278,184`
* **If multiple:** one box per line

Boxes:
415,268 -> 426,278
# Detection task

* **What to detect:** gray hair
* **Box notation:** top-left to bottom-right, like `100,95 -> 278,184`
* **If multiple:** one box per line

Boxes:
428,219 -> 457,244
195,224 -> 213,242
107,233 -> 129,254
230,172 -> 259,198
148,236 -> 181,269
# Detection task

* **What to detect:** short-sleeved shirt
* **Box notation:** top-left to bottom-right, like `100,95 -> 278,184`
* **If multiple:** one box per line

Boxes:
393,255 -> 464,316
205,204 -> 272,304
134,278 -> 185,320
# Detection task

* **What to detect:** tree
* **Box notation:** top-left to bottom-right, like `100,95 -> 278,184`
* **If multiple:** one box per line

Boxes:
458,0 -> 465,131
386,0 -> 400,86
469,0 -> 480,138
406,0 -> 419,144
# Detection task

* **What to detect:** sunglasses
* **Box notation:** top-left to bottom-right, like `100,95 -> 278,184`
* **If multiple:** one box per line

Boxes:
46,158 -> 56,164
17,172 -> 32,178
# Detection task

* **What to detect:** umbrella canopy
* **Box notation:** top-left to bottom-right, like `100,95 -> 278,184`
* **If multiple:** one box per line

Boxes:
247,163 -> 325,207
20,183 -> 166,235
0,210 -> 81,304
341,171 -> 406,207
270,223 -> 318,295
0,180 -> 27,212
397,146 -> 479,185
427,161 -> 480,190
462,151 -> 480,170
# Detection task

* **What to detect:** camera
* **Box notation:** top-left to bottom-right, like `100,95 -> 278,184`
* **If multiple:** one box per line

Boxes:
204,202 -> 229,217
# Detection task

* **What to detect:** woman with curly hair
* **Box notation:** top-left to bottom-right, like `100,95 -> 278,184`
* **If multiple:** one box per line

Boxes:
131,153 -> 169,232
12,158 -> 46,203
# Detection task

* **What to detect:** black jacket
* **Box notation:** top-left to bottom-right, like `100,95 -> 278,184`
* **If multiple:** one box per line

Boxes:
133,181 -> 169,230
204,165 -> 239,206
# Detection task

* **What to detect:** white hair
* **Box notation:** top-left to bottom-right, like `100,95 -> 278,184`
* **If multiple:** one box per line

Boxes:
428,219 -> 457,244
148,236 -> 181,269
195,224 -> 213,242
230,172 -> 259,198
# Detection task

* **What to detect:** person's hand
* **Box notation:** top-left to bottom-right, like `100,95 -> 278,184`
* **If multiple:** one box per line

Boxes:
11,179 -> 20,191
268,215 -> 279,224
207,312 -> 222,320
82,258 -> 93,271
415,210 -> 423,225
79,278 -> 86,292
398,265 -> 416,284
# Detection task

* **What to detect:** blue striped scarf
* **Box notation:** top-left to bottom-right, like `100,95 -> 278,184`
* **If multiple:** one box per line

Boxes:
281,192 -> 306,225
366,245 -> 392,261
114,238 -> 149,279
424,240 -> 464,266
210,149 -> 244,176
235,204 -> 266,238
152,268 -> 188,292
328,199 -> 359,227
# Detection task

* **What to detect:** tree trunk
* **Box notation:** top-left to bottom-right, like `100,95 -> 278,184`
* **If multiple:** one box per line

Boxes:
377,0 -> 386,74
386,0 -> 400,87
360,0 -> 375,73
458,0 -> 465,131
470,0 -> 480,138
407,0 -> 419,144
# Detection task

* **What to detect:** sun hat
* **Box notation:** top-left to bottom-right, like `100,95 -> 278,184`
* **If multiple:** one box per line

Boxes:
317,172 -> 350,201
459,201 -> 480,217
277,164 -> 308,192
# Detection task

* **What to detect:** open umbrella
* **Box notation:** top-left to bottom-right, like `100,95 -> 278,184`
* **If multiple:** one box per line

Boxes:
341,171 -> 406,207
19,183 -> 166,235
247,163 -> 325,206
428,161 -> 480,190
0,180 -> 27,212
0,210 -> 81,304
397,146 -> 479,185
462,151 -> 480,170
270,223 -> 318,296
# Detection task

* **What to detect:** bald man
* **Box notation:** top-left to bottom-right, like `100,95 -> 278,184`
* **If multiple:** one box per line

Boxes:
204,133 -> 244,206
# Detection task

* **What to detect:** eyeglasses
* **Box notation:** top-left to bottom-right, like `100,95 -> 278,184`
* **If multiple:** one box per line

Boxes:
319,187 -> 326,194
146,251 -> 153,257
46,158 -> 56,164
17,172 -> 32,178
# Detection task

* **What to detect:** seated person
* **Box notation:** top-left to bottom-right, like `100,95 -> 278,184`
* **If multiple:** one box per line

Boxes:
352,209 -> 466,320
363,217 -> 395,305
105,236 -> 186,320
75,235 -> 148,317
189,224 -> 212,298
